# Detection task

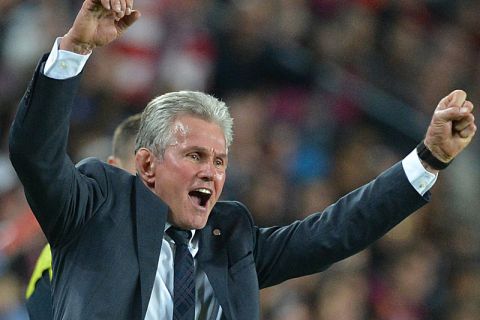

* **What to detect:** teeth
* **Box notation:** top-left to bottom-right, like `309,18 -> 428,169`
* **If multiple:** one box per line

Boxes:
195,188 -> 211,195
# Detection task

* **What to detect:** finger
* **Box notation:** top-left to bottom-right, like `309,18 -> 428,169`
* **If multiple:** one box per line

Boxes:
99,0 -> 111,10
437,89 -> 466,111
458,123 -> 477,138
119,0 -> 126,14
126,0 -> 133,15
111,0 -> 124,15
460,100 -> 474,113
435,106 -> 464,122
435,99 -> 473,122
454,113 -> 475,131
113,0 -> 128,20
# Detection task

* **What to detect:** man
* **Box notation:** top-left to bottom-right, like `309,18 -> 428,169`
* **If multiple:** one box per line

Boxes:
24,113 -> 141,320
9,1 -> 476,319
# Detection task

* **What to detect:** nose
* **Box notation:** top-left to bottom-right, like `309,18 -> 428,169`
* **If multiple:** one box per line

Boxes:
197,162 -> 215,181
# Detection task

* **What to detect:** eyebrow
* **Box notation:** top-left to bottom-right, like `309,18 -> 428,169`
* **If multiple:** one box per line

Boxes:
188,146 -> 228,159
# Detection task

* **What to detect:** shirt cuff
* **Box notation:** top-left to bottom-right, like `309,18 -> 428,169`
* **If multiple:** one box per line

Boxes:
43,37 -> 91,79
402,149 -> 438,196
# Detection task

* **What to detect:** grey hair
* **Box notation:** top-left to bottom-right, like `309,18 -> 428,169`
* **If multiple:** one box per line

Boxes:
135,91 -> 233,156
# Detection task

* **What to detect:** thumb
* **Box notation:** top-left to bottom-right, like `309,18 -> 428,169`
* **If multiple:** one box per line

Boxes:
437,89 -> 466,111
117,10 -> 141,32
434,107 -> 464,124
434,99 -> 473,124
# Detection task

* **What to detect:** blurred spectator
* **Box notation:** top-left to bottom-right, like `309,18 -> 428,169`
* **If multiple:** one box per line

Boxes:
370,241 -> 444,319
0,272 -> 29,320
315,270 -> 369,320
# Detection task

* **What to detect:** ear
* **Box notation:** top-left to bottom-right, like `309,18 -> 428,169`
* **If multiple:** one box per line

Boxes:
135,148 -> 156,187
107,155 -> 121,168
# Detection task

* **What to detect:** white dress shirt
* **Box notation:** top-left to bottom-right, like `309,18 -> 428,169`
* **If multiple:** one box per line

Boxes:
145,223 -> 222,320
42,37 -> 437,320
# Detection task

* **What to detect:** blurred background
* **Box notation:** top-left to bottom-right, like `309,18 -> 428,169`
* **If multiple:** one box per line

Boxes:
1,0 -> 480,319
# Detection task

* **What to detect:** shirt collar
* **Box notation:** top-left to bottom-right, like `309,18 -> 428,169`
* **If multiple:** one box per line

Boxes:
164,222 -> 196,243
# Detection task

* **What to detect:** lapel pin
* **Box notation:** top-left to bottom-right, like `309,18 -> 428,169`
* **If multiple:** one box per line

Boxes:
213,228 -> 221,236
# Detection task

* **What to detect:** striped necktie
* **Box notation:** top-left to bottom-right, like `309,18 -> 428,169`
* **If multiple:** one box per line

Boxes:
167,227 -> 195,320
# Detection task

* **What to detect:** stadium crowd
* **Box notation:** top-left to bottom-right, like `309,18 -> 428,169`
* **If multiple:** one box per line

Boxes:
1,0 -> 479,319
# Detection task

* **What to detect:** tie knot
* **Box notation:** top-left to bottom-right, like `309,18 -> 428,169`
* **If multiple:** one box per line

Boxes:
167,227 -> 192,246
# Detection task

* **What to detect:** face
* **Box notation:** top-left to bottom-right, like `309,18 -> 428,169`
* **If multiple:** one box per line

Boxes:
150,115 -> 228,230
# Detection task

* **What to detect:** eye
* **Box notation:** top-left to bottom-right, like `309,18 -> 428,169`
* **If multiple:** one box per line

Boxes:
188,152 -> 200,161
215,158 -> 224,168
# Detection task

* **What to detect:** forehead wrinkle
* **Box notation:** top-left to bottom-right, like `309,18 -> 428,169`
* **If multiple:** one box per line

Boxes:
168,121 -> 190,147
168,115 -> 227,155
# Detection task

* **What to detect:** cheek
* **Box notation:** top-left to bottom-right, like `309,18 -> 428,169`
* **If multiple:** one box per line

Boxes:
155,163 -> 189,193
162,158 -> 193,180
215,172 -> 226,194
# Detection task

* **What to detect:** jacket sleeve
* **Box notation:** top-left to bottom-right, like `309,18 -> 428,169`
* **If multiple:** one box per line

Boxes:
253,162 -> 430,288
8,55 -> 108,247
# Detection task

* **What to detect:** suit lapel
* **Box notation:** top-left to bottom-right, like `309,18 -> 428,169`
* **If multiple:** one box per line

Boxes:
134,177 -> 168,320
197,212 -> 233,320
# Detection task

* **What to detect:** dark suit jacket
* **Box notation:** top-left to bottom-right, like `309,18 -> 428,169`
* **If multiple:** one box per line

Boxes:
26,272 -> 53,320
9,55 -> 428,320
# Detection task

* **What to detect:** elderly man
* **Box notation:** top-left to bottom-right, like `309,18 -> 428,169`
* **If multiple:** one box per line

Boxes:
9,1 -> 476,319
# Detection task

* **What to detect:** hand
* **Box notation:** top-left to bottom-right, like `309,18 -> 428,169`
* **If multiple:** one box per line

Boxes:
60,0 -> 140,54
424,90 -> 476,164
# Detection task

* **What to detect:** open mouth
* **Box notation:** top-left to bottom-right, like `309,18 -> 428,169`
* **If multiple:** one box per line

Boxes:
189,188 -> 212,208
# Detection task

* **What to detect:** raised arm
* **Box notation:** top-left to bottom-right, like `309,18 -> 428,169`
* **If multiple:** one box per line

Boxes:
254,90 -> 476,288
8,0 -> 139,246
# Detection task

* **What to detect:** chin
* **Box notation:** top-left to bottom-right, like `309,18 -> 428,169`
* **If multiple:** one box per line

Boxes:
189,218 -> 209,230
175,213 -> 209,231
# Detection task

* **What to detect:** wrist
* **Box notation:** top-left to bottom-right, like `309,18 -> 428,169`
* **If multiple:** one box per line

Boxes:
419,159 -> 440,175
59,35 -> 94,55
417,140 -> 451,170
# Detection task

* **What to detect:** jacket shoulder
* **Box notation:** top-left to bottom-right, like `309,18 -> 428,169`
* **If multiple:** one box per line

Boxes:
210,201 -> 255,235
213,200 -> 254,223
75,157 -> 133,184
